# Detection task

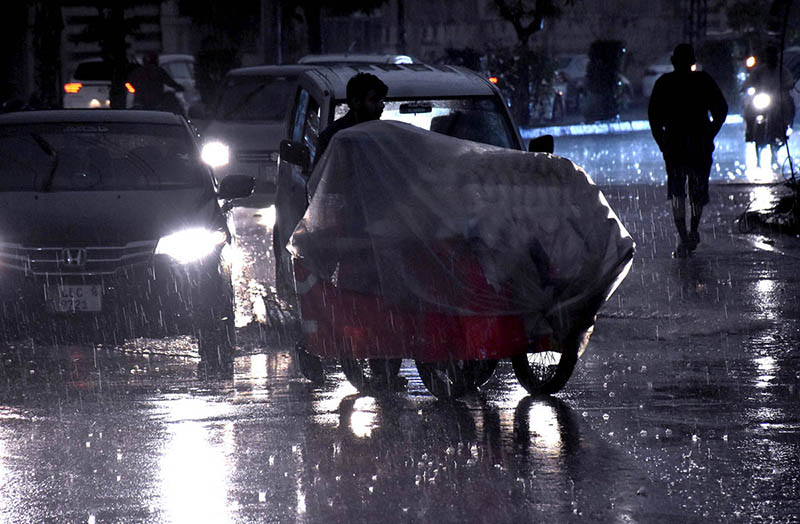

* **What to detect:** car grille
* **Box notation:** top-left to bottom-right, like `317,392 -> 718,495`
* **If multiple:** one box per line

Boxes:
0,240 -> 156,276
236,149 -> 279,164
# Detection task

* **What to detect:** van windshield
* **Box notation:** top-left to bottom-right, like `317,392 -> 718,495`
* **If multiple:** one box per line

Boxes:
216,75 -> 298,122
334,96 -> 518,149
0,123 -> 206,192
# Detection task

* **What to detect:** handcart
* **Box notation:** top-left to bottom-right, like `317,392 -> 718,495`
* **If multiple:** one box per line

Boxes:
287,121 -> 634,399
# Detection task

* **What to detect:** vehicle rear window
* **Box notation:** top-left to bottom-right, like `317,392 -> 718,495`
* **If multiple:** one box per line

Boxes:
73,62 -> 112,81
334,96 -> 518,149
215,75 -> 297,122
72,61 -> 137,81
0,123 -> 207,192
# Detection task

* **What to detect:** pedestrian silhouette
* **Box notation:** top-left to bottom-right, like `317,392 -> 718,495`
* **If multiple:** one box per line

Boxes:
313,72 -> 388,167
127,52 -> 184,111
648,43 -> 728,257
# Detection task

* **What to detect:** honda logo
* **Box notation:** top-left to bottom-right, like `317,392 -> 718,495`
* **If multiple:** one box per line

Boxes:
61,248 -> 87,268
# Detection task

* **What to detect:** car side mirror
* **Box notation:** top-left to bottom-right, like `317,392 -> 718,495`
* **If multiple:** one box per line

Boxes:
528,134 -> 554,154
218,174 -> 255,200
280,139 -> 310,174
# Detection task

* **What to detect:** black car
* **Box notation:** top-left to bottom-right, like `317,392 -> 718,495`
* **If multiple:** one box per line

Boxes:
0,110 -> 254,374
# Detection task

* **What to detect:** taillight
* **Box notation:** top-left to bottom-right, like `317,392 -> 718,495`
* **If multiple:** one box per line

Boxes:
488,76 -> 499,84
64,82 -> 82,94
125,82 -> 135,93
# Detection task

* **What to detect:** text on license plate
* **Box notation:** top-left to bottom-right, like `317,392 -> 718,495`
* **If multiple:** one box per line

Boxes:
49,285 -> 102,312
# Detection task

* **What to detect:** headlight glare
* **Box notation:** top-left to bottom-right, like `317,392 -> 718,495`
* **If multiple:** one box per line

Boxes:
155,228 -> 227,264
752,92 -> 771,111
201,141 -> 230,168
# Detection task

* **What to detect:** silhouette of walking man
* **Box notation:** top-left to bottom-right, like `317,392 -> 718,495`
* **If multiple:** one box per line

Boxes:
648,43 -> 728,257
128,52 -> 184,111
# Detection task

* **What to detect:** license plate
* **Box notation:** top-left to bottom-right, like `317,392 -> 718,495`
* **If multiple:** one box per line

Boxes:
49,285 -> 102,312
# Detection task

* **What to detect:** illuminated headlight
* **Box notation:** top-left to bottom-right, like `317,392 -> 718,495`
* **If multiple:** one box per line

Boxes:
752,92 -> 771,111
201,141 -> 230,168
155,228 -> 227,264
746,87 -> 756,96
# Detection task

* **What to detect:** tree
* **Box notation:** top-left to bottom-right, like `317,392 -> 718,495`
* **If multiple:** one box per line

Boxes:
490,0 -> 571,125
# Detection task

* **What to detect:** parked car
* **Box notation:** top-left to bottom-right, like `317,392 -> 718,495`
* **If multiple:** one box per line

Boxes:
0,110 -> 254,374
273,64 -> 526,296
641,55 -> 673,99
198,65 -> 309,191
298,53 -> 416,65
555,53 -> 633,112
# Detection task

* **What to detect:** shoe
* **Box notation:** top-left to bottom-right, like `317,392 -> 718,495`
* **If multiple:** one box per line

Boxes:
687,231 -> 700,252
673,241 -> 689,258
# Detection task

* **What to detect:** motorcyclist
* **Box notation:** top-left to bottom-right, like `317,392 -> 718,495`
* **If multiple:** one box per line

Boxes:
742,46 -> 795,146
127,52 -> 184,112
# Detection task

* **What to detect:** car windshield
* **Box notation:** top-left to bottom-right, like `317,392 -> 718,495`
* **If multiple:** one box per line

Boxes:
334,96 -> 517,149
216,75 -> 297,121
0,123 -> 206,192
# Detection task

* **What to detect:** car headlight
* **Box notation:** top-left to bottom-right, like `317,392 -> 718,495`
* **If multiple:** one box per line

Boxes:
752,92 -> 771,111
201,141 -> 230,168
155,228 -> 227,264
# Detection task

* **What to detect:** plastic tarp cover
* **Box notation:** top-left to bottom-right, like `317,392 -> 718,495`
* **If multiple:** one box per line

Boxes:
289,120 -> 634,336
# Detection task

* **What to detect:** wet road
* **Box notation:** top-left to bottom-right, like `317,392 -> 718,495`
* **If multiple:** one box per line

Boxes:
1,123 -> 799,522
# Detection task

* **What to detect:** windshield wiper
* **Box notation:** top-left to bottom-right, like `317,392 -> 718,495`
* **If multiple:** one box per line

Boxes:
30,132 -> 59,192
222,84 -> 268,119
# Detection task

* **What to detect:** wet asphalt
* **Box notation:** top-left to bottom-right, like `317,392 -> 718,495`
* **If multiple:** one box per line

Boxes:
0,123 -> 798,523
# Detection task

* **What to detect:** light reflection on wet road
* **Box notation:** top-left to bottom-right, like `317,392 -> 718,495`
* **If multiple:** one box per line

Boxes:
0,124 -> 798,522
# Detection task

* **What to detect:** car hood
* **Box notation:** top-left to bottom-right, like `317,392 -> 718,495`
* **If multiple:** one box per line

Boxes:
203,120 -> 284,152
0,189 -> 218,246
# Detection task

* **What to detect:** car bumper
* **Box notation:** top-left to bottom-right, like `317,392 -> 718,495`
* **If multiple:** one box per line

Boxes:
0,254 -> 229,344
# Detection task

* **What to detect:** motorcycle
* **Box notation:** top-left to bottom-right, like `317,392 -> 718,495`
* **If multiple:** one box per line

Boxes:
743,86 -> 795,168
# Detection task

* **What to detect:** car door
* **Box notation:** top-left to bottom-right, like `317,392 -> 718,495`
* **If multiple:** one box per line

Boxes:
274,86 -> 321,292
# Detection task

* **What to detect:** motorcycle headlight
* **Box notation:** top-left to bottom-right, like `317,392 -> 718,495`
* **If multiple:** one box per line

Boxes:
201,141 -> 230,168
155,228 -> 227,264
752,92 -> 771,111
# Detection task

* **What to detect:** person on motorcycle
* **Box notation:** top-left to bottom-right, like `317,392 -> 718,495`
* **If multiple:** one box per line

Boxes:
127,52 -> 184,112
742,46 -> 795,160
648,43 -> 728,258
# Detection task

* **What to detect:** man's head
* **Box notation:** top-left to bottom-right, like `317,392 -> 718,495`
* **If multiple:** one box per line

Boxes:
346,73 -> 388,122
671,43 -> 696,72
143,52 -> 159,66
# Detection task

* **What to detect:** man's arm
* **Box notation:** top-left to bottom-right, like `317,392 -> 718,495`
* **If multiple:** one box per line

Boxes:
647,77 -> 667,152
158,67 -> 184,91
705,73 -> 728,138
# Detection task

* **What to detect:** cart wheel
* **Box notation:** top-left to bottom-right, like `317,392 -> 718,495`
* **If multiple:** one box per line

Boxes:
511,330 -> 588,396
341,358 -> 403,392
295,341 -> 324,385
415,359 -> 498,400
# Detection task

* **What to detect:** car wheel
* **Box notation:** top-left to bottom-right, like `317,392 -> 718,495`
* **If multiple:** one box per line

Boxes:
194,272 -> 236,377
341,358 -> 403,392
511,329 -> 589,395
415,359 -> 498,399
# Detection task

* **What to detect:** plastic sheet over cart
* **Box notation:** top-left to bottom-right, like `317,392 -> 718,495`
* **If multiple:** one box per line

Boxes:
287,121 -> 634,398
